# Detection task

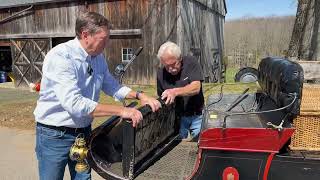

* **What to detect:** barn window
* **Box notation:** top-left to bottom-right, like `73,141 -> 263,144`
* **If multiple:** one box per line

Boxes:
122,48 -> 134,63
0,46 -> 12,72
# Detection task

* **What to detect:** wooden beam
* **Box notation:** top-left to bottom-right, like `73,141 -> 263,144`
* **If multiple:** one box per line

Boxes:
31,39 -> 47,58
0,0 -> 75,9
0,41 -> 11,46
0,29 -> 142,39
11,40 -> 31,64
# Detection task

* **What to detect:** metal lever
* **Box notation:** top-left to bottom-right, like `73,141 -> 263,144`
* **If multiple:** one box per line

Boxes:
225,88 -> 249,112
267,120 -> 284,131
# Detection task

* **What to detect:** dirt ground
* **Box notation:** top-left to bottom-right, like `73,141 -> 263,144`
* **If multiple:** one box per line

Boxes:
0,84 -> 104,179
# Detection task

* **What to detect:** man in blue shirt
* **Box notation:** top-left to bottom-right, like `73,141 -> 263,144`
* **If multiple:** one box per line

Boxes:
34,12 -> 161,180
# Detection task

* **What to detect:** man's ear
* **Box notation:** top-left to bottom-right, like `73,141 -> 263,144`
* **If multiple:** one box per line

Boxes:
81,31 -> 89,40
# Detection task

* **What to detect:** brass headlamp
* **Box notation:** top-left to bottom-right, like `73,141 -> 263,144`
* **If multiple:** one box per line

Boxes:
69,134 -> 90,173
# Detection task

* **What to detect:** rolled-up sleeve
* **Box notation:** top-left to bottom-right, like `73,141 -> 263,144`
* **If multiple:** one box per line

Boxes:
113,86 -> 132,101
46,53 -> 97,118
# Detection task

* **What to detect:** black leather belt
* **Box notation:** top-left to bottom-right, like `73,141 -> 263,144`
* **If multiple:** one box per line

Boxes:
182,111 -> 202,117
37,122 -> 91,134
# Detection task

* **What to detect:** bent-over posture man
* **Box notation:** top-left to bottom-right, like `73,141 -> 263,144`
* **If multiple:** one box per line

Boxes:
156,41 -> 204,140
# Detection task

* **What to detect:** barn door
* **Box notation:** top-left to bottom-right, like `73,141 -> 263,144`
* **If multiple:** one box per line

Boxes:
10,39 -> 50,87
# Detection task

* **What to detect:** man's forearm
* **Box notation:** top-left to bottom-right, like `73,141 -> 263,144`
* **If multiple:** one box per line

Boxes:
173,81 -> 201,96
125,90 -> 150,100
125,91 -> 138,99
90,104 -> 125,117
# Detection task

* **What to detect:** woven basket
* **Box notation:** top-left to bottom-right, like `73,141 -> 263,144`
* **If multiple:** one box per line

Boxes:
289,116 -> 320,151
299,84 -> 320,115
289,84 -> 320,151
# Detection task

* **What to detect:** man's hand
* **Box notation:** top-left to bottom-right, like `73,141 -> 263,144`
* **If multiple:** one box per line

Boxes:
139,94 -> 161,112
161,88 -> 177,105
120,107 -> 143,127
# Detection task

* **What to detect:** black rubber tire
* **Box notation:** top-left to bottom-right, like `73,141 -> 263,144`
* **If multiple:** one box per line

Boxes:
234,67 -> 259,83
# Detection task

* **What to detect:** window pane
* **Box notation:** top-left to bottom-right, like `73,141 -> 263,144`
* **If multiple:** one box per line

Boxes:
123,54 -> 127,61
128,48 -> 133,55
123,48 -> 127,54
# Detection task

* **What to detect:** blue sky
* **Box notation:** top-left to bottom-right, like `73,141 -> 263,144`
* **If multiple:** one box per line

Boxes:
226,0 -> 298,20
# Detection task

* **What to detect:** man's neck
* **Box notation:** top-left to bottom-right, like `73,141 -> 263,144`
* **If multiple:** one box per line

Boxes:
79,39 -> 90,55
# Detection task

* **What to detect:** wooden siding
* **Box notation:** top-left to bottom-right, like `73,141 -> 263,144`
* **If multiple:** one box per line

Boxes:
104,0 -> 178,85
177,0 -> 225,82
0,0 -> 225,85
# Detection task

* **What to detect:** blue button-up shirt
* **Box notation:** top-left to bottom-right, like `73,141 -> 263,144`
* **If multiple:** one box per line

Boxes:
34,38 -> 131,128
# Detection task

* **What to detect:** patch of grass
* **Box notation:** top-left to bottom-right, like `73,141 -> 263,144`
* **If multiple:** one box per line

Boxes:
225,68 -> 239,83
203,82 -> 258,100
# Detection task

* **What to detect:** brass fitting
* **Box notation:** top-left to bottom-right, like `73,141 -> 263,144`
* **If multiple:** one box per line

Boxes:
69,134 -> 89,173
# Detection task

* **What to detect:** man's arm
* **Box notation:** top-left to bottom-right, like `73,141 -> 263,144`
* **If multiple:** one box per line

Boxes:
90,90 -> 161,127
169,81 -> 201,96
161,81 -> 201,104
90,104 -> 142,127
125,90 -> 161,112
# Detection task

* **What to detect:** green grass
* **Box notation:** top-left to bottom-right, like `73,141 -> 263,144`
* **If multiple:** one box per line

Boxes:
225,68 -> 239,83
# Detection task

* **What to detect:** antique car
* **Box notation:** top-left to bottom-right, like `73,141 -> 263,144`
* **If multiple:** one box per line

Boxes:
82,57 -> 320,179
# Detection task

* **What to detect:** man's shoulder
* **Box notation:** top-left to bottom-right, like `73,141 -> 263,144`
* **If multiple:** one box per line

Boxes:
182,55 -> 199,66
157,67 -> 164,78
48,40 -> 73,56
44,40 -> 78,66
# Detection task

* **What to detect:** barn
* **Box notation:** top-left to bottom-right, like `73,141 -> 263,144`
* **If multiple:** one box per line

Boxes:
0,0 -> 226,87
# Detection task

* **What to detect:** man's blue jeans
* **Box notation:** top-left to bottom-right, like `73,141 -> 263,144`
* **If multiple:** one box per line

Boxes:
35,124 -> 91,180
179,114 -> 203,139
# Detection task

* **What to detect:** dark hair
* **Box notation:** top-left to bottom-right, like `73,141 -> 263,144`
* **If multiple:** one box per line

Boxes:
75,12 -> 112,39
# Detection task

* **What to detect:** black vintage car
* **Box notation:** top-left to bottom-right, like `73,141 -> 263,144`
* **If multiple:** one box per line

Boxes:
86,57 -> 320,180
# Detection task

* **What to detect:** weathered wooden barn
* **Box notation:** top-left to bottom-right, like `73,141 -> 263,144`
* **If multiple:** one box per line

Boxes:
0,0 -> 226,87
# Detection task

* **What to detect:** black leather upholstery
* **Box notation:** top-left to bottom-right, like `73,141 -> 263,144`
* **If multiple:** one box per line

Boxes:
258,57 -> 304,117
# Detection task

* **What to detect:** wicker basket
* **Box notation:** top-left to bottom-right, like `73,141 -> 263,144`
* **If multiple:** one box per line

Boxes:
289,84 -> 320,151
299,84 -> 320,115
289,116 -> 320,151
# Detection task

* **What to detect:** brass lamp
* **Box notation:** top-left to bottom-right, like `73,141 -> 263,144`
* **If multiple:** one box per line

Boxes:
69,134 -> 90,172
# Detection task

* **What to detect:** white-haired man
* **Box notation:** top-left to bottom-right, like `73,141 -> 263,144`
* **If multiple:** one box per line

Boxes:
156,41 -> 204,140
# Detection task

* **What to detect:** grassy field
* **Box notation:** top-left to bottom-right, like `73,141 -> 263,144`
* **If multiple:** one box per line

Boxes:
225,68 -> 239,83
